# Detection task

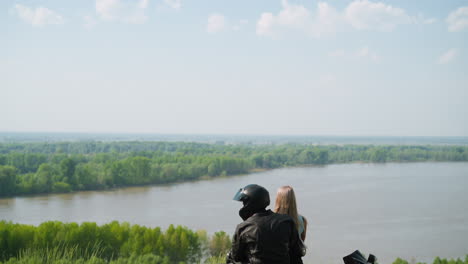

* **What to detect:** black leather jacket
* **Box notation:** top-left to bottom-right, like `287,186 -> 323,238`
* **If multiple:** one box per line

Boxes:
227,209 -> 303,264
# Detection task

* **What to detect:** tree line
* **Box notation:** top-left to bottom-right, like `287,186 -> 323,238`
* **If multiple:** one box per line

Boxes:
0,142 -> 467,197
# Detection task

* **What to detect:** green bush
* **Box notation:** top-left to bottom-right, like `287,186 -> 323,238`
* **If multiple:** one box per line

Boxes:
0,221 -> 201,264
208,231 -> 231,257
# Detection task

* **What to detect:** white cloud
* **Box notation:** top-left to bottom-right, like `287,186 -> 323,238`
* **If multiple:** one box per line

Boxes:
438,49 -> 458,64
345,0 -> 410,31
447,7 -> 468,32
256,0 -> 311,36
256,0 -> 428,38
206,14 -> 226,33
164,0 -> 181,9
96,0 -> 120,21
95,0 -> 149,24
256,13 -> 276,36
311,2 -> 342,37
14,4 -> 64,26
277,0 -> 310,28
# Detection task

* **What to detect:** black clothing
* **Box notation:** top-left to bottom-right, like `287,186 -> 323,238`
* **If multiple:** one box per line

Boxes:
343,250 -> 377,264
228,209 -> 303,264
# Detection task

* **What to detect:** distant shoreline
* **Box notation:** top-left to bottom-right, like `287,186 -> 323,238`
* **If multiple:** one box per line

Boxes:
1,161 -> 467,200
1,141 -> 467,198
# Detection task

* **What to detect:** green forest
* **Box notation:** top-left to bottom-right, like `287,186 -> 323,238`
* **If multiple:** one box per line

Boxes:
0,220 -> 466,264
0,142 -> 467,197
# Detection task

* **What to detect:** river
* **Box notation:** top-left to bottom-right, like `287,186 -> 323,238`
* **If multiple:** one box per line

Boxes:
1,162 -> 467,264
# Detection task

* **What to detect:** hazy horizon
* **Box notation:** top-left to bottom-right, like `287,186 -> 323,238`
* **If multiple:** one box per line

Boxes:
2,0 -> 468,136
2,131 -> 468,146
2,130 -> 468,137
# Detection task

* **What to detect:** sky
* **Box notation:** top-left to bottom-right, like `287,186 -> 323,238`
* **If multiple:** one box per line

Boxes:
1,0 -> 468,136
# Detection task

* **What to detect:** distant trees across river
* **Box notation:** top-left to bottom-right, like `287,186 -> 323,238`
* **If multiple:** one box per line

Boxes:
0,142 -> 467,197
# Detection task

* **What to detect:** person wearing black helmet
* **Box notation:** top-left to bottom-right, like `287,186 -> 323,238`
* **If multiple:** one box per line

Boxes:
226,184 -> 303,264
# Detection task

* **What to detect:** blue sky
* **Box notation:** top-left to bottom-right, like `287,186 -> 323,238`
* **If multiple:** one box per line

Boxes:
1,0 -> 468,136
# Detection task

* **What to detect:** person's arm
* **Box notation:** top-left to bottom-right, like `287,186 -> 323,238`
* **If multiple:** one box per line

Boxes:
301,216 -> 308,242
227,225 -> 248,264
289,220 -> 304,262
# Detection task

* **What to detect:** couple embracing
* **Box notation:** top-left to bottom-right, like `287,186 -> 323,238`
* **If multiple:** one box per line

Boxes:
227,184 -> 308,264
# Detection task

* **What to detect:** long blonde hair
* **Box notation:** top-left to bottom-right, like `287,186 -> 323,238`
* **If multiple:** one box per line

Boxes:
274,185 -> 300,231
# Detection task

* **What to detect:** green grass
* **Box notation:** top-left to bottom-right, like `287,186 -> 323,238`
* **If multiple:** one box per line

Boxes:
2,249 -> 466,264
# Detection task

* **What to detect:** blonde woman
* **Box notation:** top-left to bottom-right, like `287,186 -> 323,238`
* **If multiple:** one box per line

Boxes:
274,185 -> 308,242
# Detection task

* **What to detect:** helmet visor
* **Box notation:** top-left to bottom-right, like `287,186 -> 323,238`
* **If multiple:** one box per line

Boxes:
233,188 -> 246,201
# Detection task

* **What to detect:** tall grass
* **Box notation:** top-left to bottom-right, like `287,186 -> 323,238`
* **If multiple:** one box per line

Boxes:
1,246 -> 223,264
1,245 -> 466,264
203,254 -> 225,264
2,243 -> 106,264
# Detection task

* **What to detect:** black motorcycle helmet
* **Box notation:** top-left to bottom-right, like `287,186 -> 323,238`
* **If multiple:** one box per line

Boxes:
233,184 -> 270,220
